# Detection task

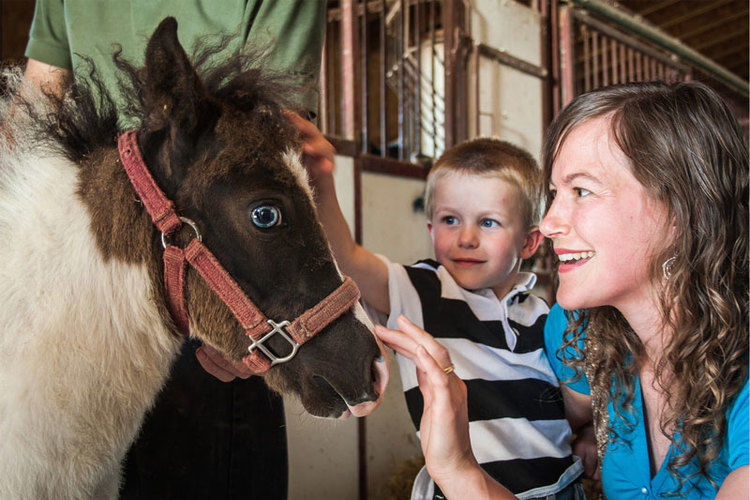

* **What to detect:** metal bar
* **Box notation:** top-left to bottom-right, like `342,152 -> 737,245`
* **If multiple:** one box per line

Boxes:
583,25 -> 591,92
443,0 -> 457,149
573,10 -> 690,74
540,0 -> 553,130
473,43 -> 480,136
398,0 -> 406,159
636,51 -> 642,81
569,0 -> 748,96
559,4 -> 576,106
611,37 -> 618,84
342,0 -> 359,141
476,44 -> 548,79
415,0 -> 422,156
627,46 -> 634,82
361,0 -> 369,153
651,58 -> 657,81
601,34 -> 608,87
319,29 -> 329,133
592,30 -> 599,88
379,0 -> 386,157
551,0 -> 561,114
430,0 -> 437,156
619,42 -> 626,83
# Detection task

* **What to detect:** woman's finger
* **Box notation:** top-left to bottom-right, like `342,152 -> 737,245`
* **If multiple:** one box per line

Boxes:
396,315 -> 452,368
374,324 -> 421,360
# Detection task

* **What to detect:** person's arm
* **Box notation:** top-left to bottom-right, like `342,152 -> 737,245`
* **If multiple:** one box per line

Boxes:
375,316 -> 516,499
716,465 -> 749,499
289,112 -> 390,313
24,58 -> 71,97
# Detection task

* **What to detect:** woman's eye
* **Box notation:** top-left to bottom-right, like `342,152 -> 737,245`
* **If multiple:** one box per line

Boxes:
251,205 -> 282,228
574,187 -> 591,197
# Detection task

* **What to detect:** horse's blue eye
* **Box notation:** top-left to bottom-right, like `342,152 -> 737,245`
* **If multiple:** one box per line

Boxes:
251,205 -> 282,228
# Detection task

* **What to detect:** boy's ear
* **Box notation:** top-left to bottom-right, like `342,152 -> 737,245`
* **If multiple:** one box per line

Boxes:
426,220 -> 435,242
520,227 -> 544,259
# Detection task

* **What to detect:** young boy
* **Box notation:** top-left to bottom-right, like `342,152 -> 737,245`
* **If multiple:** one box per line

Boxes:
294,114 -> 584,499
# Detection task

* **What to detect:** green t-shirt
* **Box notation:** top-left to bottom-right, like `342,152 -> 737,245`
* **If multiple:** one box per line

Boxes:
25,0 -> 325,121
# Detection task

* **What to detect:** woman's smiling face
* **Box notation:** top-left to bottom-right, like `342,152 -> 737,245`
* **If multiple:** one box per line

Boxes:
540,115 -> 671,313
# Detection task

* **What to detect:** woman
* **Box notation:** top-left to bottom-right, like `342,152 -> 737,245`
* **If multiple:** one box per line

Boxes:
376,81 -> 748,498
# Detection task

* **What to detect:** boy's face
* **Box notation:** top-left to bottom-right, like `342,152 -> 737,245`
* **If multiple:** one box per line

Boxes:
428,173 -> 541,299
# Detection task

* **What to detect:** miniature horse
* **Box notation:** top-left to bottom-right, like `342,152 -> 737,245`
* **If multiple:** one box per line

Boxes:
0,18 -> 387,498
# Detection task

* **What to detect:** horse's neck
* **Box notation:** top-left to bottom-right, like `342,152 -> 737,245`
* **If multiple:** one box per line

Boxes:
0,140 -> 180,397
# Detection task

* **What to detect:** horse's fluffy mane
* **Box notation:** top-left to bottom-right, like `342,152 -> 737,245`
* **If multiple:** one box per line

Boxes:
3,34 -> 305,166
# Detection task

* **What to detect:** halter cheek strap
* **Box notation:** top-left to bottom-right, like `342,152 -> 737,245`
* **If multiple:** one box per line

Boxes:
117,129 -> 361,373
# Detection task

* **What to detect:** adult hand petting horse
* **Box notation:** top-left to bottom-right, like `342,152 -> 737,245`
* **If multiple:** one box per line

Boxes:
375,316 -> 515,499
196,344 -> 253,382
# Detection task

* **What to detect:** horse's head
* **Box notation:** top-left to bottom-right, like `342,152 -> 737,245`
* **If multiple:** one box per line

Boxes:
133,18 -> 387,418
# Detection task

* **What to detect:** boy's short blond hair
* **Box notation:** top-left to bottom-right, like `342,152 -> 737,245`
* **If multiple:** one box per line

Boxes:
424,138 -> 543,229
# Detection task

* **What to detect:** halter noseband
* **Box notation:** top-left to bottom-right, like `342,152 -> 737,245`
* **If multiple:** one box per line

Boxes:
117,130 -> 360,373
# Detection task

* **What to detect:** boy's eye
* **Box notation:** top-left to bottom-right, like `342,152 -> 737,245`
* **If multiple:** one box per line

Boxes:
481,218 -> 500,228
441,216 -> 458,225
573,187 -> 591,197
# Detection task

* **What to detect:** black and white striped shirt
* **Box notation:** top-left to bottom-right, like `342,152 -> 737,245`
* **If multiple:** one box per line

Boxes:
382,258 -> 582,499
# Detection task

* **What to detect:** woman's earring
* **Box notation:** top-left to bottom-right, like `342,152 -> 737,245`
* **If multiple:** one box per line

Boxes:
662,256 -> 676,280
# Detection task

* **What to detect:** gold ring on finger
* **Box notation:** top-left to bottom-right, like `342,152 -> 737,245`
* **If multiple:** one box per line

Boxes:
442,364 -> 455,375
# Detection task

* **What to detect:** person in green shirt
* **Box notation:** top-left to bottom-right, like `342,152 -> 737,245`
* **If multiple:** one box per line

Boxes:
24,2 -> 326,498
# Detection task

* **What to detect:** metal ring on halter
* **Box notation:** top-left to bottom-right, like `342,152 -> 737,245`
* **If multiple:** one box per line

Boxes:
161,217 -> 202,249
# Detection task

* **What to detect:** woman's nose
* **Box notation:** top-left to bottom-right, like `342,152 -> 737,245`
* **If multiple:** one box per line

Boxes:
539,198 -> 568,239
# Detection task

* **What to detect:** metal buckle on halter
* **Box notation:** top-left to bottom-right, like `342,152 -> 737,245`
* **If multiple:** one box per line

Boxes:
161,217 -> 202,249
248,319 -> 301,366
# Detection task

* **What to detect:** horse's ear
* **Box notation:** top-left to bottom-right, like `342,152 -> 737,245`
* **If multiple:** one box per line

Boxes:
142,18 -> 218,159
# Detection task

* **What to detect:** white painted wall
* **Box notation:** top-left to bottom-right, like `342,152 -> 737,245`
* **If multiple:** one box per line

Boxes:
470,0 -> 544,158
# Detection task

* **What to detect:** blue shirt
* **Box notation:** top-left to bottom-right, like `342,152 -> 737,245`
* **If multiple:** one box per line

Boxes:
544,304 -> 749,498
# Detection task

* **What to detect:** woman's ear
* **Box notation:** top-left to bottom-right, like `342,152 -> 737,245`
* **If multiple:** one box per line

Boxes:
520,227 -> 544,259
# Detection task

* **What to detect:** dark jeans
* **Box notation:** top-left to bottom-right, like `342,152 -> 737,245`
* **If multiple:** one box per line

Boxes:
120,339 -> 288,500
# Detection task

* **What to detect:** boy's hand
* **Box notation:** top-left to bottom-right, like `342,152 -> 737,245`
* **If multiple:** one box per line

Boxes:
572,423 -> 600,480
286,111 -> 335,181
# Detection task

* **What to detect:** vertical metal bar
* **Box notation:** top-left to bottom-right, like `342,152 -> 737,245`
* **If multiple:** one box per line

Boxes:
592,30 -> 599,88
319,29 -> 329,134
379,0 -> 386,157
473,43 -> 480,137
398,0 -> 406,160
627,46 -> 634,82
540,0 -> 553,130
611,38 -> 618,84
342,0 -> 360,141
583,25 -> 591,92
636,51 -> 642,81
415,0 -> 422,156
430,0 -> 437,156
361,0 -> 369,153
559,4 -> 576,106
619,42 -> 626,83
328,21 -> 338,134
602,35 -> 609,87
443,0 -> 457,149
651,58 -> 657,81
551,0 -> 561,114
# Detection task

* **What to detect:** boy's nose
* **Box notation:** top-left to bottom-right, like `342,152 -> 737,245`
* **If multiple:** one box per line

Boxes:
458,226 -> 479,248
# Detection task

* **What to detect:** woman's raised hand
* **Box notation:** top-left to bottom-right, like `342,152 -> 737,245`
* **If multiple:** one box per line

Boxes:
375,316 -> 499,496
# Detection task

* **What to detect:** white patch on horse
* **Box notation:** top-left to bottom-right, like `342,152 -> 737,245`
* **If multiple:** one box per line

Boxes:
281,148 -> 314,204
0,142 -> 180,497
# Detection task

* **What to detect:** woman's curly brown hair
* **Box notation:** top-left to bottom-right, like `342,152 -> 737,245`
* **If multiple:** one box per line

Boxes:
542,81 -> 748,495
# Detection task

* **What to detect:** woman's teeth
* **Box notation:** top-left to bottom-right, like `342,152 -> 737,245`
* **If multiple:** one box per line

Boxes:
558,251 -> 595,262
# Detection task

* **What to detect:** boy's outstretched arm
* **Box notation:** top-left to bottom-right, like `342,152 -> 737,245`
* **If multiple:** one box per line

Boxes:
288,112 -> 390,314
